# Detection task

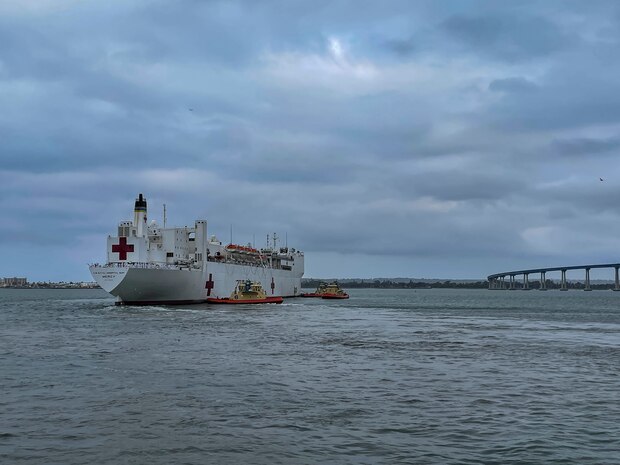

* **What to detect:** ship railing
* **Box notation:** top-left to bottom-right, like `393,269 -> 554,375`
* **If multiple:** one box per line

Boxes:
90,262 -> 184,270
207,257 -> 267,267
205,256 -> 298,271
93,259 -> 299,271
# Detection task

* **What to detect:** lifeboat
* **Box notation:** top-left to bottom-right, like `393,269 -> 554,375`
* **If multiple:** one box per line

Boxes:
226,243 -> 260,255
207,280 -> 283,304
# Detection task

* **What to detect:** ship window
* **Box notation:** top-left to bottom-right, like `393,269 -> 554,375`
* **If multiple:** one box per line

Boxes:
167,252 -> 173,258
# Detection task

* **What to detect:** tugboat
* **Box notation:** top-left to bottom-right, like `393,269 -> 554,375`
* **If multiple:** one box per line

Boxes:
302,282 -> 349,299
321,282 -> 349,300
300,282 -> 328,297
207,280 -> 283,304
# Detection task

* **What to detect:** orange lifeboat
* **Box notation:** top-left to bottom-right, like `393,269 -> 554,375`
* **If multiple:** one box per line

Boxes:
226,244 -> 260,254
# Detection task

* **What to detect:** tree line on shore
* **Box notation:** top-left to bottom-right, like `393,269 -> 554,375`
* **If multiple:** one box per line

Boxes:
302,279 -> 488,289
302,279 -> 620,290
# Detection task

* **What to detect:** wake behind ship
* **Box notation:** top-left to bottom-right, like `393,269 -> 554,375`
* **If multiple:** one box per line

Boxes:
90,194 -> 304,305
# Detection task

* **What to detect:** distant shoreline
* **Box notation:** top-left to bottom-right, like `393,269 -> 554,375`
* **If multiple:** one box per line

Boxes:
302,278 -> 620,290
3,279 -> 618,291
0,284 -> 101,290
302,279 -> 487,289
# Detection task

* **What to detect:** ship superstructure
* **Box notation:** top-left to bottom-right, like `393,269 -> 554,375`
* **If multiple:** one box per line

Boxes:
90,194 -> 304,305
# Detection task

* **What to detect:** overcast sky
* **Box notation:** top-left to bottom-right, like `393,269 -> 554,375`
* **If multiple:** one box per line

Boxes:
3,0 -> 620,281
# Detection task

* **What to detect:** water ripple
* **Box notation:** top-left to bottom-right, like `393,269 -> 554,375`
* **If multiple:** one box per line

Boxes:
0,288 -> 619,464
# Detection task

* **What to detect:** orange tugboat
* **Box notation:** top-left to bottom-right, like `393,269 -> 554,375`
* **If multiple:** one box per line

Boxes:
207,280 -> 283,304
302,282 -> 349,299
300,282 -> 328,297
321,282 -> 349,299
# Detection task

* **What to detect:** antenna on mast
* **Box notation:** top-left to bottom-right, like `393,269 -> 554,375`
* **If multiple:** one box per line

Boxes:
230,224 -> 233,245
163,204 -> 167,228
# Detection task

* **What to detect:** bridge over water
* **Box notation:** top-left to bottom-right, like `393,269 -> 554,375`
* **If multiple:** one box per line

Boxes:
487,263 -> 620,291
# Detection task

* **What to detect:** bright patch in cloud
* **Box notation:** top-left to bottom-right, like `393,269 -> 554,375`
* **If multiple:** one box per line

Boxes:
328,37 -> 345,61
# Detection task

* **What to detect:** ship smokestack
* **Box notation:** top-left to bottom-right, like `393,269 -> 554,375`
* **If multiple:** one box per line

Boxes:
133,193 -> 147,237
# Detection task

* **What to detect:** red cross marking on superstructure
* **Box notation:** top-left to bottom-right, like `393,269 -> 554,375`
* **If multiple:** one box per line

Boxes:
271,277 -> 275,295
112,237 -> 134,260
205,273 -> 214,296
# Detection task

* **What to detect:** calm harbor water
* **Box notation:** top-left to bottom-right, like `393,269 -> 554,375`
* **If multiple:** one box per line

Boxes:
1,288 -> 619,464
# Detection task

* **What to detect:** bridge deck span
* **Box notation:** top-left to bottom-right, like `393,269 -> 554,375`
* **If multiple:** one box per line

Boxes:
488,263 -> 620,290
488,263 -> 620,280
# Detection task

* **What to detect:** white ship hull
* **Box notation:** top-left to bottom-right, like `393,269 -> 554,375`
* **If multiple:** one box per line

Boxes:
90,262 -> 303,305
90,193 -> 304,305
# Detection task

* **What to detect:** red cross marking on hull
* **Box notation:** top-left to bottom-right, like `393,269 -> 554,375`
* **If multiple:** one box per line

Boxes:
112,237 -> 134,260
205,273 -> 214,296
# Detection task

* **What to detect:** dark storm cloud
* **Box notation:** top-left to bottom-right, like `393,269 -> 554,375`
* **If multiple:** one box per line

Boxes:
485,42 -> 620,132
384,37 -> 417,57
534,180 -> 620,214
489,77 -> 538,93
405,170 -> 527,202
551,137 -> 620,156
2,0 -> 620,280
440,12 -> 576,61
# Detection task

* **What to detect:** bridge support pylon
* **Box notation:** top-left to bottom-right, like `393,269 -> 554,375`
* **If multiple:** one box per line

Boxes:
560,269 -> 568,291
523,273 -> 530,290
539,271 -> 547,291
584,268 -> 592,291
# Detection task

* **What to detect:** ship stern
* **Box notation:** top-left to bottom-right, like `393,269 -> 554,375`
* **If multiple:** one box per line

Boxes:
90,265 -> 129,294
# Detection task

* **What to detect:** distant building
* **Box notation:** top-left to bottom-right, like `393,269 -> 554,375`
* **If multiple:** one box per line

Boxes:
1,277 -> 28,287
